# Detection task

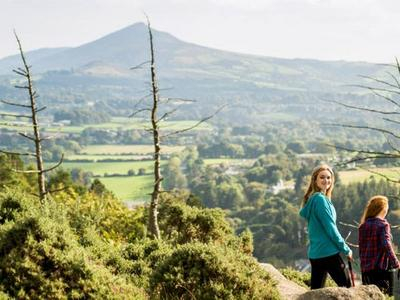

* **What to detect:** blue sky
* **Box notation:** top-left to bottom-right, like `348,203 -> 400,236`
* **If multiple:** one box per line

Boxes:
1,0 -> 400,63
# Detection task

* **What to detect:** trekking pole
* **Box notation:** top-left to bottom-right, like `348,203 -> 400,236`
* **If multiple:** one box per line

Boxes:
345,231 -> 355,287
348,259 -> 355,287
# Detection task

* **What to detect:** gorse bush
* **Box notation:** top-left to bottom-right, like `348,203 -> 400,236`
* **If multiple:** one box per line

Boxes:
0,187 -> 280,299
0,191 -> 145,299
150,242 -> 280,300
159,192 -> 235,244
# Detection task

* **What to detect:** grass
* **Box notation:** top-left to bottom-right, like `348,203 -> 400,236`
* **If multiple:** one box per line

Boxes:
38,118 -> 212,134
66,154 -> 151,161
57,157 -> 251,201
338,167 -> 400,185
60,158 -> 249,176
99,175 -> 153,202
80,144 -> 185,155
60,161 -> 157,176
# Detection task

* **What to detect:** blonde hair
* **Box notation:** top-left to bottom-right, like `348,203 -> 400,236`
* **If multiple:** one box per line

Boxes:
360,195 -> 389,225
302,164 -> 334,206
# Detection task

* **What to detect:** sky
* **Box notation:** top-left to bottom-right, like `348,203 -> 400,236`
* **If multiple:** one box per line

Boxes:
1,0 -> 400,63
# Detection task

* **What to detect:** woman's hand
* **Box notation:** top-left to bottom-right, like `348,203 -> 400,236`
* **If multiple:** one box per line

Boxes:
346,249 -> 353,261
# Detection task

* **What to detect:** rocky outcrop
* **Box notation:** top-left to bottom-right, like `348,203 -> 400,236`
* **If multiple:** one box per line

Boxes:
297,285 -> 385,300
260,263 -> 308,299
260,263 -> 385,300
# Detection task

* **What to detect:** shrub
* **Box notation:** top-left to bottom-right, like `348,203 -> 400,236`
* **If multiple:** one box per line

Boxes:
150,242 -> 280,299
158,194 -> 234,245
0,191 -> 145,299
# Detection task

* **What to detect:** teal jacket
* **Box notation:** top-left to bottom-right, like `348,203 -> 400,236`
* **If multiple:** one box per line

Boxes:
299,192 -> 351,259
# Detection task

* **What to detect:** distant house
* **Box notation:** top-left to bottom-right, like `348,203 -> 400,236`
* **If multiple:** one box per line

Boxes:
268,179 -> 294,195
54,119 -> 71,126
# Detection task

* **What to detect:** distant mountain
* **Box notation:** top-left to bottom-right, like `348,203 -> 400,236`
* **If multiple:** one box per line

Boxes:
0,22 -> 391,124
0,23 -> 383,85
0,47 -> 70,74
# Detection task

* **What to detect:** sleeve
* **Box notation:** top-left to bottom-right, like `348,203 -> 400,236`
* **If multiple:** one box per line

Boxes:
314,195 -> 351,255
381,223 -> 400,269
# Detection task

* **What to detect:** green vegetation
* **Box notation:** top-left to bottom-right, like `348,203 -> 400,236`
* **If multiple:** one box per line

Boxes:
339,168 -> 400,185
100,175 -> 153,202
80,144 -> 185,155
0,161 -> 280,299
60,161 -> 155,176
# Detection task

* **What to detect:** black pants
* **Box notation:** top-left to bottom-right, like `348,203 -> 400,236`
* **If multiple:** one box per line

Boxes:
310,253 -> 351,289
362,269 -> 395,296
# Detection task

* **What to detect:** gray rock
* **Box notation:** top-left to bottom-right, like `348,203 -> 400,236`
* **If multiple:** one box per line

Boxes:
259,263 -> 308,299
259,263 -> 385,300
297,285 -> 385,300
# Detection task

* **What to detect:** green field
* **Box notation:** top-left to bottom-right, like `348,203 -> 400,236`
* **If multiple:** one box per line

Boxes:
60,161 -> 156,176
57,158 -> 250,201
43,118 -> 212,134
338,167 -> 400,185
66,154 -> 151,161
60,158 -> 251,176
0,117 -> 212,134
99,175 -> 153,202
80,144 -> 185,155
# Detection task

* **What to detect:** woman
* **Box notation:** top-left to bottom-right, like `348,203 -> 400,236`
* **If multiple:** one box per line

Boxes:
299,164 -> 352,289
359,195 -> 399,296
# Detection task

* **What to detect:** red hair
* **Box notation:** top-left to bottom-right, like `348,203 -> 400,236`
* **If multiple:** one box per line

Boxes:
360,195 -> 388,224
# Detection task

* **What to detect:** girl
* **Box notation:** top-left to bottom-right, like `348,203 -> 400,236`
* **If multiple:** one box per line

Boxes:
300,164 -> 352,289
359,195 -> 399,296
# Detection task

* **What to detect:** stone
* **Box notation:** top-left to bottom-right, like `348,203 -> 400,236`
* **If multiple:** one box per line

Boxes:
259,263 -> 385,300
297,285 -> 385,300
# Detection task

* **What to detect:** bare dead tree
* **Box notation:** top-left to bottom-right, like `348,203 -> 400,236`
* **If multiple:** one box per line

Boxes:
324,58 -> 400,182
129,18 -> 225,239
0,32 -> 63,203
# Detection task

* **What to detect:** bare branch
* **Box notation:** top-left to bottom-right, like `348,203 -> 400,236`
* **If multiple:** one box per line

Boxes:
325,123 -> 400,140
35,106 -> 47,113
131,93 -> 152,111
156,108 -> 178,123
130,60 -> 151,70
0,112 -> 32,118
0,149 -> 37,156
18,132 -> 35,141
129,108 -> 151,118
322,99 -> 400,115
386,71 -> 400,89
383,134 -> 400,154
46,186 -> 69,195
1,99 -> 31,108
330,143 -> 400,157
351,84 -> 400,97
0,122 -> 34,127
382,117 -> 400,126
359,74 -> 400,90
43,154 -> 64,173
359,166 -> 400,184
161,104 -> 227,138
14,85 -> 29,89
12,69 -> 27,77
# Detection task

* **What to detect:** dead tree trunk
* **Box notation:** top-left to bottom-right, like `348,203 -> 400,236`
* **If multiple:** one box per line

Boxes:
0,32 -> 63,203
129,18 -> 226,239
147,20 -> 161,239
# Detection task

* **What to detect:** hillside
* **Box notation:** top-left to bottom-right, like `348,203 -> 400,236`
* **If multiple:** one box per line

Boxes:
0,22 -> 390,123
